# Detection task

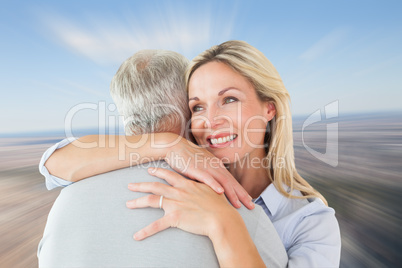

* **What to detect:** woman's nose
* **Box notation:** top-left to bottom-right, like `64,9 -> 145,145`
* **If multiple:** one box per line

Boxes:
204,115 -> 225,129
191,107 -> 226,129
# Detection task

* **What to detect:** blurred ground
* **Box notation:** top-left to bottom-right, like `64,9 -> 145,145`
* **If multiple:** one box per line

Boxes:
0,166 -> 60,267
0,138 -> 64,267
294,113 -> 402,267
0,113 -> 401,267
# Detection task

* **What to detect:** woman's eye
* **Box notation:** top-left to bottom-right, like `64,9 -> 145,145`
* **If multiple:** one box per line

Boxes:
192,105 -> 203,112
223,97 -> 238,104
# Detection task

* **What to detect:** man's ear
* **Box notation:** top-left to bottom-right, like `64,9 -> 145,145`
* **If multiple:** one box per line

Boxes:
264,102 -> 276,122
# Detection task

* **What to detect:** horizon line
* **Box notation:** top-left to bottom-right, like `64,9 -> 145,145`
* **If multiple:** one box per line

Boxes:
2,110 -> 401,137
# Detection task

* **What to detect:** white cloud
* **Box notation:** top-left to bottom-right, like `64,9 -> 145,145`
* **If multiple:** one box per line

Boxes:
37,6 -> 236,65
300,28 -> 349,62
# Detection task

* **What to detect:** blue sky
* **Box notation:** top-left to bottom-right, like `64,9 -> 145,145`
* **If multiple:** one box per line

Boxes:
1,0 -> 401,134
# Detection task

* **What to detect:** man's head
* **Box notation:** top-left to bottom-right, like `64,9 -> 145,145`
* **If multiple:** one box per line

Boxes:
110,50 -> 190,135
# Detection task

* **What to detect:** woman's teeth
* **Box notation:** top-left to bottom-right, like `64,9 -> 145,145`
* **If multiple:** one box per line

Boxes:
210,135 -> 237,145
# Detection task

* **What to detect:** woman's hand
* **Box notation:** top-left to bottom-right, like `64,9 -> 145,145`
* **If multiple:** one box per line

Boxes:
126,167 -> 234,239
161,133 -> 254,209
126,167 -> 266,268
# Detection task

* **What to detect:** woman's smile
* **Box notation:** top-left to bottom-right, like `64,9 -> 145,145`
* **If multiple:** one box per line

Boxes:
207,133 -> 238,148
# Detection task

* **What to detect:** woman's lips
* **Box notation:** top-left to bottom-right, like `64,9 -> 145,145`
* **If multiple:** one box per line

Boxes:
207,134 -> 238,148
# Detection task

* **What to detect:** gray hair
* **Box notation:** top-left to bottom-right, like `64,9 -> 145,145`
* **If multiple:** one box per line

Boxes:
110,50 -> 190,135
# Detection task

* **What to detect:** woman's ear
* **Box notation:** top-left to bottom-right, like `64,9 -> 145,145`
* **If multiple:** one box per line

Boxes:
264,102 -> 276,122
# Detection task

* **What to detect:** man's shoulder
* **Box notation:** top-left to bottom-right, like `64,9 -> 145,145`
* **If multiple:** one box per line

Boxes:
64,160 -> 174,191
238,203 -> 288,267
93,160 -> 173,179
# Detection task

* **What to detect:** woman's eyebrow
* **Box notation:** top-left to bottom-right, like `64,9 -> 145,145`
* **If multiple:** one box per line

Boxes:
218,88 -> 239,96
188,97 -> 199,102
189,88 -> 240,102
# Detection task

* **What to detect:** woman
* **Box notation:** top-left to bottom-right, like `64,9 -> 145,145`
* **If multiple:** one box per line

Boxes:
46,41 -> 341,267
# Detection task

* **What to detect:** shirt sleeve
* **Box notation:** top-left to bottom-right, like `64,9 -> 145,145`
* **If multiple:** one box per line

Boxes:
38,137 -> 77,190
287,202 -> 341,268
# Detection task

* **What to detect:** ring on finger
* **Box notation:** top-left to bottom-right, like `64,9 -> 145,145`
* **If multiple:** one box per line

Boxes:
159,195 -> 164,209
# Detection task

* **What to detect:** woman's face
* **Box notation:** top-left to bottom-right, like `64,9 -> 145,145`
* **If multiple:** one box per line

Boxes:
188,61 -> 275,163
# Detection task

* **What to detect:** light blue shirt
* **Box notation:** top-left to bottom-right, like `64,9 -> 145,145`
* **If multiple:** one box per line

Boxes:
39,138 -> 76,190
255,185 -> 341,267
39,138 -> 341,267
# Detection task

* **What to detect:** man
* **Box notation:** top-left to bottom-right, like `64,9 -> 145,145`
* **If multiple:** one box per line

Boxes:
38,50 -> 288,267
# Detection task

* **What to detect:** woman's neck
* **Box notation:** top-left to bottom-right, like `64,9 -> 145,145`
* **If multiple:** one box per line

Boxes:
227,153 -> 271,199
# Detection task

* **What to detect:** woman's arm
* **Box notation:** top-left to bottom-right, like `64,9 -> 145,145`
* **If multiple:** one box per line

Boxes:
45,134 -> 168,182
127,168 -> 265,267
45,133 -> 254,209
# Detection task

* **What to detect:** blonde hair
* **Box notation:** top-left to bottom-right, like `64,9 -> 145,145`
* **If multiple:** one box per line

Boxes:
186,40 -> 327,205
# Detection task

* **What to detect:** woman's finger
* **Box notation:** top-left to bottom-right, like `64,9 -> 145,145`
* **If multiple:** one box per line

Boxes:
133,216 -> 171,240
128,181 -> 173,197
185,168 -> 224,194
196,168 -> 241,208
221,183 -> 241,208
234,185 -> 255,209
148,167 -> 194,188
210,169 -> 253,209
164,155 -> 225,194
126,194 -> 164,209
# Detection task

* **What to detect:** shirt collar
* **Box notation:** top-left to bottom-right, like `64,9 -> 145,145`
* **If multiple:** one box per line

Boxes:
255,183 -> 285,217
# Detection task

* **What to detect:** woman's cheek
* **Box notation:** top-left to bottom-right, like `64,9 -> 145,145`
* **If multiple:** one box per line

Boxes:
241,116 -> 267,148
190,122 -> 205,145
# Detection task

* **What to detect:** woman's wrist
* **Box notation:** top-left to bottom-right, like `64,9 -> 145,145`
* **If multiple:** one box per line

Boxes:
157,133 -> 190,160
208,205 -> 265,267
208,205 -> 241,240
122,133 -> 178,162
